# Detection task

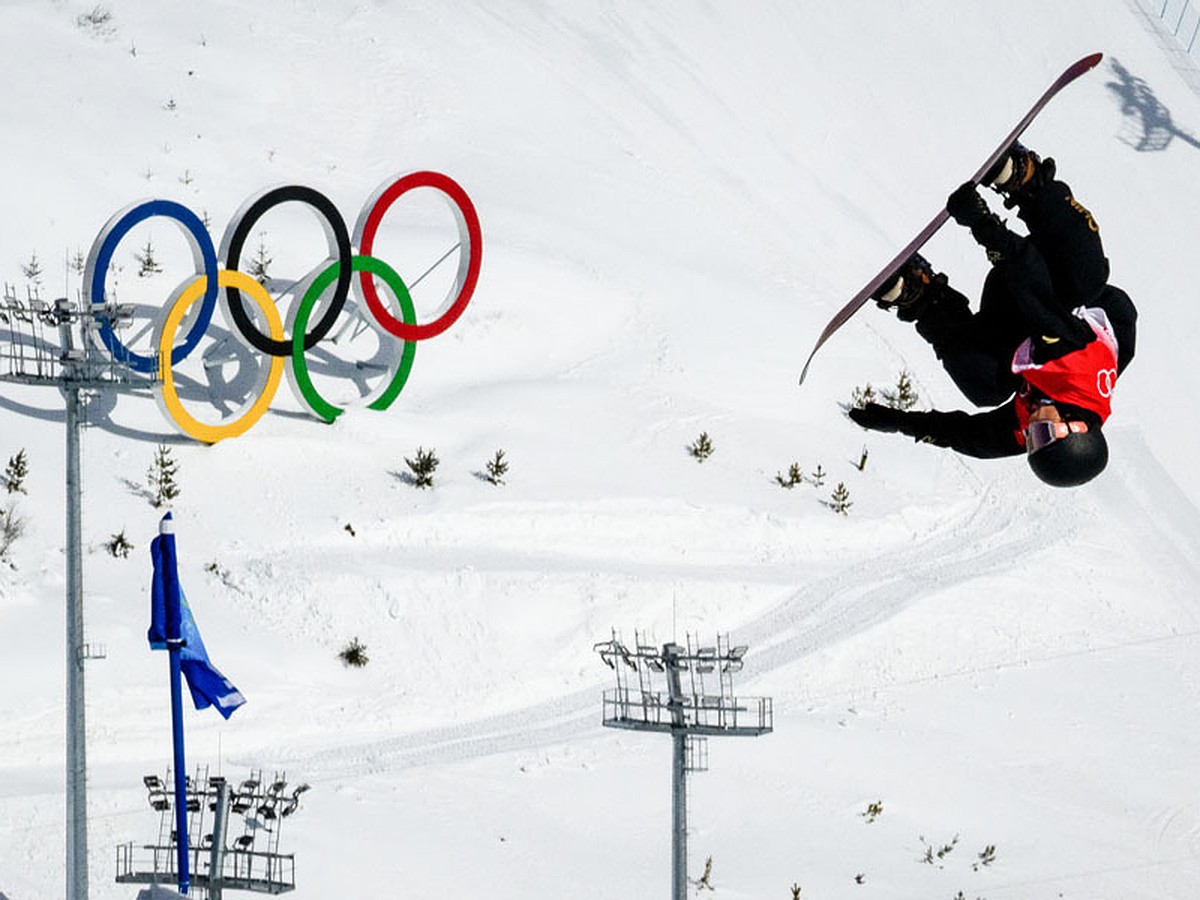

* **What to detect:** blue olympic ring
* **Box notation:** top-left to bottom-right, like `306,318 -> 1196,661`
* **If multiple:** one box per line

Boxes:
85,199 -> 219,374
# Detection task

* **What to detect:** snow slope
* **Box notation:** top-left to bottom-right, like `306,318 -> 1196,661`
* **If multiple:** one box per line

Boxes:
3,1 -> 1200,898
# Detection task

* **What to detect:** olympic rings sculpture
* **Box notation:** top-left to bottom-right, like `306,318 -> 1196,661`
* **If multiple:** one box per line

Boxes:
82,171 -> 481,443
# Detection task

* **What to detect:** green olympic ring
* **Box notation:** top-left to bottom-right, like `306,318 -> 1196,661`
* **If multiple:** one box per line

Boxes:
290,255 -> 417,423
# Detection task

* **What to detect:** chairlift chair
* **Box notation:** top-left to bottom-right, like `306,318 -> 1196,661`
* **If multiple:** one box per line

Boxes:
231,792 -> 252,814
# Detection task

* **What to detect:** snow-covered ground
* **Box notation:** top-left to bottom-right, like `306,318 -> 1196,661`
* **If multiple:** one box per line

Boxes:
3,1 -> 1200,897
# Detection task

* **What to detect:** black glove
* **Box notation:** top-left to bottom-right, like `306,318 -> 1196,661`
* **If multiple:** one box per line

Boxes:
946,181 -> 988,228
848,402 -> 909,433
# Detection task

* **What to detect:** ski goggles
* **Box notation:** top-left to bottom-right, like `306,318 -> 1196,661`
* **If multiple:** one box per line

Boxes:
1025,419 -> 1089,454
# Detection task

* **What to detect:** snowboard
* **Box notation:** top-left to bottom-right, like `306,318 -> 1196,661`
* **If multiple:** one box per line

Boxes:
797,51 -> 1104,386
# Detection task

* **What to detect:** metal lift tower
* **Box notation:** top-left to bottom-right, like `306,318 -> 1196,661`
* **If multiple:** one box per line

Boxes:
0,282 -> 154,900
117,768 -> 310,897
594,629 -> 772,900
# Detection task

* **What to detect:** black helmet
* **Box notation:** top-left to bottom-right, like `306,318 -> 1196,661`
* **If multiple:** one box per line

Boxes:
1026,409 -> 1108,488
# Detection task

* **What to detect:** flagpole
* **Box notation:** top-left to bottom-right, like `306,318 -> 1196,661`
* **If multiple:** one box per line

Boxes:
168,638 -> 190,894
149,511 -> 245,894
159,514 -> 191,895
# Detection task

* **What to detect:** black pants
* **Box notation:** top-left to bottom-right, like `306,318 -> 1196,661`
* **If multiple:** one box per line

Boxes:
913,178 -> 1135,408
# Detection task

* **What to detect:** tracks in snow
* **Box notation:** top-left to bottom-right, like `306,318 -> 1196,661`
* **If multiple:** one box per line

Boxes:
277,481 -> 1060,781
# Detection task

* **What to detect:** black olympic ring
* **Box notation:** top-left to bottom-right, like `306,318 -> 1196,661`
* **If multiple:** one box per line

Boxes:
219,185 -> 353,357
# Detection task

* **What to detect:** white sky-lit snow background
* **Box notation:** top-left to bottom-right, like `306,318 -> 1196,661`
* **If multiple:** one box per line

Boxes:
3,1 -> 1200,898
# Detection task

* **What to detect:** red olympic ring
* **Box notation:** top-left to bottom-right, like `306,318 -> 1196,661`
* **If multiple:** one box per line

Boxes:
355,171 -> 482,342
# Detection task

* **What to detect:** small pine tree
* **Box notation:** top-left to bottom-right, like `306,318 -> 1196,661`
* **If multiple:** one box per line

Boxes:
405,446 -> 439,488
249,235 -> 272,285
826,482 -> 852,515
339,637 -> 369,667
106,529 -> 133,559
485,449 -> 509,485
688,432 -> 714,462
4,449 -> 28,494
135,240 -> 163,277
919,834 -> 959,866
973,844 -> 997,871
775,462 -> 803,488
147,443 -> 181,508
881,369 -> 919,411
21,253 -> 42,285
694,856 -> 714,891
850,383 -> 876,409
809,464 -> 826,487
0,499 -> 27,563
70,249 -> 87,276
76,5 -> 114,34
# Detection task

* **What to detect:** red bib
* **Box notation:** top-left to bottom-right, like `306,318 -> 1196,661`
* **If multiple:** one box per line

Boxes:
1012,307 -> 1120,439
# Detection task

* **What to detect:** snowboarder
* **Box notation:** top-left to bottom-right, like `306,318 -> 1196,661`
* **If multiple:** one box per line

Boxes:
848,143 -> 1137,487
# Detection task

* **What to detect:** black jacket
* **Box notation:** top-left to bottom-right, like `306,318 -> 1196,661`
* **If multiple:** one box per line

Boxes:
861,175 -> 1137,459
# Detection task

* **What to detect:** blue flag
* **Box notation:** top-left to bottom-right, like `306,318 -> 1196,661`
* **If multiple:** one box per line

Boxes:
149,514 -> 246,719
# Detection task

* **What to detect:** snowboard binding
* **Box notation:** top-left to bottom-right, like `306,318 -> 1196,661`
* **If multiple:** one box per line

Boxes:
985,141 -> 1056,207
872,253 -> 942,322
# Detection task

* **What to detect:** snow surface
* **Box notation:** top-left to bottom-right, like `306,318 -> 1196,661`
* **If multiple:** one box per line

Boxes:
2,1 -> 1200,898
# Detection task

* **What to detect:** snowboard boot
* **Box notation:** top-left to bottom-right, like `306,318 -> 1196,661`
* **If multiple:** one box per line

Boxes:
947,182 -> 1018,264
984,141 -> 1056,208
872,253 -> 945,322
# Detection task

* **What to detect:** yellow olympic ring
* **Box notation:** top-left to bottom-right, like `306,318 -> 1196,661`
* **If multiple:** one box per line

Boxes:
157,270 -> 286,444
